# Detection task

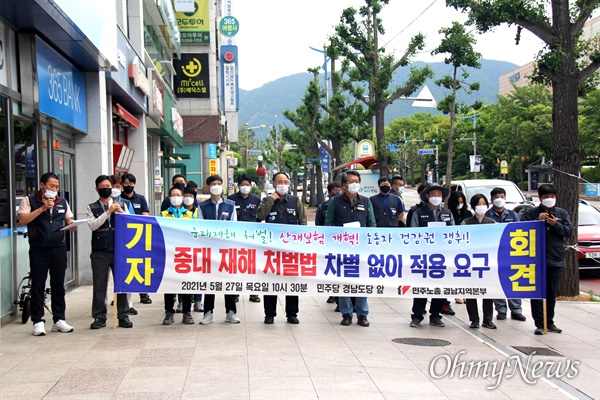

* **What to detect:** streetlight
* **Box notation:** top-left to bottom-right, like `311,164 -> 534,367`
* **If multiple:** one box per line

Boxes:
244,123 -> 266,168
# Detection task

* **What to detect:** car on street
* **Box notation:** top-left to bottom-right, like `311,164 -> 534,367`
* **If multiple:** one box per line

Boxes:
451,179 -> 534,210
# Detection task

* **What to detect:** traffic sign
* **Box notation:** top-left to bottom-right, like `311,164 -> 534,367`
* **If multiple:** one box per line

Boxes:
387,143 -> 401,152
418,149 -> 434,155
248,150 -> 261,155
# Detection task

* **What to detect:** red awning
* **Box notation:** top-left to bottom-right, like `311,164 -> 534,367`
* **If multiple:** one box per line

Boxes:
115,103 -> 140,128
332,156 -> 379,172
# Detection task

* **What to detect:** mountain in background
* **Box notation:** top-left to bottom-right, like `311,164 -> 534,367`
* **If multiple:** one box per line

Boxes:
239,59 -> 519,129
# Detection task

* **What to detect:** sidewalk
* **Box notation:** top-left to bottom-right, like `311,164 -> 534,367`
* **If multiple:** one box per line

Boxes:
1,287 -> 598,399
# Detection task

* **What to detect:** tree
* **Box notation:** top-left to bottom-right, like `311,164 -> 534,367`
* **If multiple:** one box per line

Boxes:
579,89 -> 600,163
447,0 -> 600,296
432,21 -> 481,189
333,0 -> 433,177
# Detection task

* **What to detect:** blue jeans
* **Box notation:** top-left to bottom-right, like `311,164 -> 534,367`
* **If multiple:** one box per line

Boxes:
339,297 -> 368,317
493,299 -> 522,315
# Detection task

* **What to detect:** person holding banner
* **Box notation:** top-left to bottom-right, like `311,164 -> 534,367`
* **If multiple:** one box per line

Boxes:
160,185 -> 196,325
324,170 -> 376,327
87,175 -> 133,329
521,184 -> 573,335
257,172 -> 307,324
485,187 -> 527,322
409,183 -> 454,328
462,194 -> 497,329
197,175 -> 241,324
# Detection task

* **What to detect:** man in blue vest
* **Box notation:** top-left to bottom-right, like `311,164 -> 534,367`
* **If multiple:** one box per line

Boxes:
370,177 -> 405,228
228,173 -> 262,303
87,175 -> 133,329
256,172 -> 307,324
197,174 -> 240,324
409,183 -> 454,328
325,170 -> 376,327
485,187 -> 526,322
18,172 -> 78,336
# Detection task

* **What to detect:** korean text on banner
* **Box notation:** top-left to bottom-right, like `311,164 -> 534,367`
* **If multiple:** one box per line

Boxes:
114,215 -> 546,299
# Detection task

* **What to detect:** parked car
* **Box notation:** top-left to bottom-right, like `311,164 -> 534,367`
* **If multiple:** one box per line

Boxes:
514,201 -> 600,269
451,179 -> 534,210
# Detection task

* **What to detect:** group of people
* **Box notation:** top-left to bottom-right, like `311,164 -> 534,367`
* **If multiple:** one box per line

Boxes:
19,170 -> 571,337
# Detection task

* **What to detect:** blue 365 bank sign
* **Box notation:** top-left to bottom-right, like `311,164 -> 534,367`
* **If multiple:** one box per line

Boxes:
36,37 -> 88,133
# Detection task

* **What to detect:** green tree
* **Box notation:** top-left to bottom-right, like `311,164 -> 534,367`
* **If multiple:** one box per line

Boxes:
432,21 -> 481,189
333,0 -> 433,177
447,0 -> 600,296
579,89 -> 600,162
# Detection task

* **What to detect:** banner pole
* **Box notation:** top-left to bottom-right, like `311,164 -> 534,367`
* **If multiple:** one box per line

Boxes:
543,299 -> 547,334
113,293 -> 117,329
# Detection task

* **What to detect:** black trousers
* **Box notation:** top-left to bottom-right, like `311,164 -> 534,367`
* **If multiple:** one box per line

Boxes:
411,298 -> 445,320
466,298 -> 494,323
29,245 -> 67,324
203,294 -> 237,314
91,250 -> 128,319
165,293 -> 192,313
263,295 -> 298,317
531,267 -> 562,328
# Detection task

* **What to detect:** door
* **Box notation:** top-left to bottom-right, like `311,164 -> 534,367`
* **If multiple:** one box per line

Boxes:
53,152 -> 76,287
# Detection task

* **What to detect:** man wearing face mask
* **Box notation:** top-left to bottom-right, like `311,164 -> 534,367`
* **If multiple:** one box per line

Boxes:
257,172 -> 307,324
161,174 -> 193,212
315,181 -> 343,226
409,183 -> 454,328
325,171 -> 376,327
521,184 -> 572,335
370,177 -> 405,228
87,175 -> 133,329
18,172 -> 78,336
390,176 -> 405,198
485,187 -> 526,322
197,175 -> 241,324
228,173 -> 262,303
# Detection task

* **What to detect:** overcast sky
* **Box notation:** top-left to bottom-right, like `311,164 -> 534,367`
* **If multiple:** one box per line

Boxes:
234,0 -> 548,90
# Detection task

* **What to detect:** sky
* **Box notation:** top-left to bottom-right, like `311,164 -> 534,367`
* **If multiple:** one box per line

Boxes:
234,0 -> 548,91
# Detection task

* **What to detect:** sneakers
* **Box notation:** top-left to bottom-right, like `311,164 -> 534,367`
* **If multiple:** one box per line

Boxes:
139,294 -> 152,304
470,321 -> 480,329
118,316 -> 133,328
534,328 -> 544,335
497,313 -> 507,320
182,312 -> 195,325
340,314 -> 352,326
548,324 -> 562,333
52,320 -> 74,333
441,304 -> 455,316
33,321 -> 46,336
511,313 -> 526,321
128,307 -> 138,315
249,295 -> 261,303
175,303 -> 183,313
163,312 -> 174,325
225,310 -> 241,323
429,317 -> 445,327
264,316 -> 274,324
410,318 -> 421,327
482,320 -> 497,329
200,311 -> 215,325
90,318 -> 107,329
357,315 -> 370,327
326,296 -> 336,304
193,302 -> 204,313
287,316 -> 300,324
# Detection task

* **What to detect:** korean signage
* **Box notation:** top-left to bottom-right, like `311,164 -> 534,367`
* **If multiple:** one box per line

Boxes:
219,16 -> 239,37
176,0 -> 210,44
209,159 -> 218,175
220,45 -> 239,112
173,53 -> 210,98
114,215 -> 546,299
36,37 -> 88,133
357,139 -> 375,158
319,145 -> 329,174
208,143 -> 218,159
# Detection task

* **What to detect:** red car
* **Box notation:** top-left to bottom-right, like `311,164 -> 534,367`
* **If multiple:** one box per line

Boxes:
578,202 -> 600,269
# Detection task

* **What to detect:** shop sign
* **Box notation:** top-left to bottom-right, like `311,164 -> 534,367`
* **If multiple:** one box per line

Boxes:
173,53 -> 210,98
176,0 -> 210,44
209,159 -> 218,175
220,45 -> 238,111
129,56 -> 151,97
172,107 -> 183,137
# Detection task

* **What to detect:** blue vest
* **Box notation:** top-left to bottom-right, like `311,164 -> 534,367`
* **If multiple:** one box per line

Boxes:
27,193 -> 68,247
265,195 -> 300,225
331,194 -> 369,227
228,192 -> 261,222
199,198 -> 236,220
370,194 -> 402,227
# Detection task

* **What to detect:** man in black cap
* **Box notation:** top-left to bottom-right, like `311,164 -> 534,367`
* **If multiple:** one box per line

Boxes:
409,183 -> 454,328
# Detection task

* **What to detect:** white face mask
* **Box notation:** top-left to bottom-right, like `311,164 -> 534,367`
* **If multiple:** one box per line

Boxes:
170,196 -> 183,207
541,198 -> 556,208
210,185 -> 223,196
456,203 -> 464,210
239,186 -> 251,195
111,188 -> 122,198
44,189 -> 57,199
475,205 -> 488,216
398,187 -> 404,195
276,184 -> 289,196
493,198 -> 506,208
428,196 -> 442,206
183,197 -> 195,206
347,182 -> 360,194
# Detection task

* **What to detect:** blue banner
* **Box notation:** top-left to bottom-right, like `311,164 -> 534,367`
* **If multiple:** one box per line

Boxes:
114,215 -> 546,299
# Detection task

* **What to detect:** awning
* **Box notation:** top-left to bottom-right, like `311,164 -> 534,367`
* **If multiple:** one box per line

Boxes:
332,156 -> 379,172
114,103 -> 140,129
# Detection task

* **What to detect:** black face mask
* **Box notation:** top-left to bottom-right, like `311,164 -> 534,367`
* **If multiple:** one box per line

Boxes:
380,185 -> 391,194
98,188 -> 112,199
123,185 -> 135,194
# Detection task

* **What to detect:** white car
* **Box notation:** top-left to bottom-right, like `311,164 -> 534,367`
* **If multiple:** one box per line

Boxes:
451,179 -> 534,210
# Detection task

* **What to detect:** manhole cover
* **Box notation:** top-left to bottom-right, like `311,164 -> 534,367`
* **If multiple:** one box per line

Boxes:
513,346 -> 564,357
392,337 -> 451,347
